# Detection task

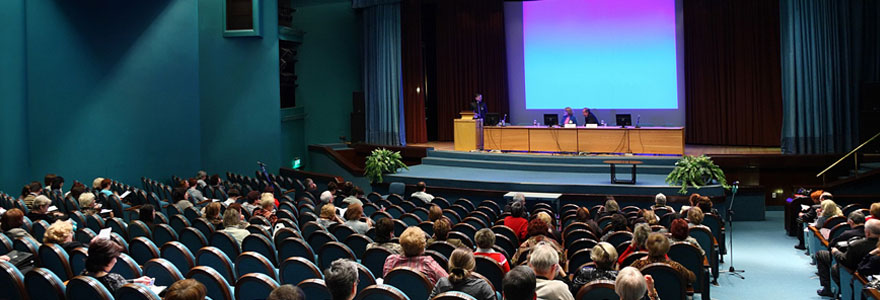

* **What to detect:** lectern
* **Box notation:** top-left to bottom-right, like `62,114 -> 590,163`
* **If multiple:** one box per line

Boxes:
454,111 -> 483,151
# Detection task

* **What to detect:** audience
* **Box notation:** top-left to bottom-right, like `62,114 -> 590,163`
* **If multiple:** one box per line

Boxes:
253,196 -> 278,224
429,218 -> 466,248
617,223 -> 651,266
638,209 -> 659,227
83,238 -> 153,295
43,220 -> 82,253
187,178 -> 206,203
410,181 -> 435,205
68,182 -> 86,202
92,177 -> 105,191
502,266 -> 537,300
79,192 -> 100,216
601,214 -> 629,241
669,218 -> 704,256
224,189 -> 241,206
325,259 -> 358,300
529,243 -> 573,300
383,226 -> 448,284
203,202 -> 224,230
695,195 -> 718,215
342,187 -> 364,207
196,171 -> 208,188
164,279 -> 207,300
172,187 -> 194,211
687,207 -> 704,227
27,195 -> 62,223
139,204 -> 156,229
429,248 -> 495,300
828,211 -> 866,247
514,218 -> 565,266
1,208 -> 34,240
99,179 -> 116,197
49,176 -> 65,196
574,207 -> 601,235
858,238 -> 880,277
596,198 -> 622,220
816,218 -> 880,296
320,182 -> 338,204
303,178 -> 319,200
367,218 -> 402,254
615,267 -> 658,300
652,193 -> 673,211
221,206 -> 249,243
23,181 -> 42,209
242,191 -> 261,213
318,203 -> 343,228
342,203 -> 372,234
571,242 -> 618,295
504,202 -> 529,241
629,233 -> 695,283
266,284 -> 305,300
428,204 -> 443,222
474,228 -> 511,273
815,199 -> 842,228
535,211 -> 561,242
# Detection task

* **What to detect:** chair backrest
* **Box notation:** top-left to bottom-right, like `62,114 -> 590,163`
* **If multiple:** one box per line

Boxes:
210,231 -> 242,258
129,237 -> 161,266
640,263 -> 686,300
274,228 -> 302,248
344,234 -> 374,259
318,241 -> 357,270
66,275 -> 114,300
830,223 -> 851,241
86,214 -> 106,234
688,226 -> 714,259
14,236 -> 40,264
362,246 -> 394,277
567,248 -> 593,274
25,267 -> 67,300
432,291 -> 476,300
111,253 -> 143,279
567,238 -> 598,258
235,273 -> 280,300
428,241 -> 456,259
384,267 -> 433,300
242,234 -> 278,266
667,242 -> 706,292
39,243 -> 74,281
116,283 -> 161,300
332,224 -> 357,241
575,279 -> 618,300
187,266 -> 235,300
143,258 -> 184,287
75,228 -> 97,244
620,251 -> 649,267
32,220 -> 50,242
193,218 -> 217,238
152,224 -> 178,247
474,255 -> 504,291
128,220 -> 153,240
105,218 -> 129,241
307,230 -> 337,253
169,215 -> 191,233
606,231 -> 634,248
69,247 -> 89,275
447,231 -> 474,248
196,246 -> 237,285
161,241 -> 196,275
280,256 -> 323,286
355,262 -> 377,294
298,278 -> 332,300
492,225 -> 519,246
0,233 -> 11,255
0,261 -> 28,300
419,221 -> 435,236
235,251 -> 278,281
279,237 -> 316,264
179,227 -> 208,253
184,207 -> 202,222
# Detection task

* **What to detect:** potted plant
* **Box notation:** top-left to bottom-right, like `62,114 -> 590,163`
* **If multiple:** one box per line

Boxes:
665,155 -> 729,194
365,148 -> 409,183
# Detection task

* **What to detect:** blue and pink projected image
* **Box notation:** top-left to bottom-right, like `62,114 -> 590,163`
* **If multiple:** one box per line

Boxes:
523,0 -> 679,109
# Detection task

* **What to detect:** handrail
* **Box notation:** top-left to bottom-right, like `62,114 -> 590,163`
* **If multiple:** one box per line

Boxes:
816,131 -> 880,178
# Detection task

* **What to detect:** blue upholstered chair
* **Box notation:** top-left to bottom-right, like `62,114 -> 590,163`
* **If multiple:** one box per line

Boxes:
574,280 -> 618,300
235,251 -> 278,281
298,279 -> 332,300
117,283 -> 162,300
111,253 -> 143,279
278,237 -> 316,264
152,224 -> 178,247
66,276 -> 114,300
188,266 -> 235,300
38,243 -> 74,281
25,268 -> 67,300
196,246 -> 237,285
640,263 -> 687,300
179,227 -> 208,253
355,284 -> 411,300
211,231 -> 242,259
318,242 -> 357,270
362,247 -> 393,278
143,258 -> 185,287
384,267 -> 433,300
129,237 -> 161,266
344,234 -> 373,259
242,234 -> 277,266
161,241 -> 196,276
0,261 -> 28,300
235,273 -> 280,300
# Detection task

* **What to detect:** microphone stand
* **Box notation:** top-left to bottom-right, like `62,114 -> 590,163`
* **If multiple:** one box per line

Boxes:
725,182 -> 745,279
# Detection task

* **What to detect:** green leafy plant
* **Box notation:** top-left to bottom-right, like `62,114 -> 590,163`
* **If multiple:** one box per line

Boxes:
665,155 -> 729,194
365,148 -> 409,183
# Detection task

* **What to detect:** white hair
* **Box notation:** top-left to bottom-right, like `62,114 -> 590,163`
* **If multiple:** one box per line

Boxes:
615,267 -> 647,300
513,193 -> 526,203
528,243 -> 558,273
654,193 -> 667,206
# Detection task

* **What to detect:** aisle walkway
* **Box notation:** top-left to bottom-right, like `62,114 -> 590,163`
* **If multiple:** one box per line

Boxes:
711,211 -> 824,299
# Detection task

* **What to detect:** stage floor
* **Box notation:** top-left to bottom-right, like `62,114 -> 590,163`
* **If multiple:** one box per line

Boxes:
409,141 -> 782,156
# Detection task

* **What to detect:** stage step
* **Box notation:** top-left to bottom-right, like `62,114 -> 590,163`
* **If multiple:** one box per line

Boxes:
421,157 -> 675,175
426,149 -> 681,166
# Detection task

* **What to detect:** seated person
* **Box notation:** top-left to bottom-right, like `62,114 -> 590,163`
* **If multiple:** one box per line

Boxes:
164,279 -> 207,300
82,238 -> 152,295
618,223 -> 651,266
317,203 -> 343,228
596,198 -> 624,221
79,192 -> 101,216
342,187 -> 365,207
474,228 -> 511,273
367,218 -> 402,254
342,204 -> 372,235
535,212 -> 562,243
503,266 -> 537,300
428,218 -> 466,248
186,178 -> 207,203
529,243 -> 574,300
582,108 -> 598,125
513,218 -> 565,266
241,191 -> 261,214
1,208 -> 34,240
220,207 -> 250,244
601,214 -> 629,241
43,220 -> 82,253
410,182 -> 434,205
172,187 -> 194,211
574,207 -> 601,236
429,248 -> 496,300
629,233 -> 695,283
202,202 -> 224,230
27,195 -> 63,223
687,207 -> 704,228
560,107 -> 577,126
652,193 -> 674,211
22,181 -> 42,209
320,182 -> 338,205
383,227 -> 448,285
571,242 -> 618,295
267,284 -> 305,300
325,259 -> 358,300
504,202 -> 529,241
615,267 -> 659,300
140,204 -> 157,230
816,199 -> 843,228
428,204 -> 443,222
816,219 -> 880,296
98,179 -> 117,198
252,197 -> 278,224
669,219 -> 704,256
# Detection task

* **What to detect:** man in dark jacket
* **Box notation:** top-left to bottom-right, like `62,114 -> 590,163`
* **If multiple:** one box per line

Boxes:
829,211 -> 866,246
816,218 -> 880,297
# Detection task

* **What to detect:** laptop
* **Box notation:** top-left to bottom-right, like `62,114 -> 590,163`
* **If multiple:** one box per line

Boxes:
616,114 -> 632,127
543,114 -> 559,126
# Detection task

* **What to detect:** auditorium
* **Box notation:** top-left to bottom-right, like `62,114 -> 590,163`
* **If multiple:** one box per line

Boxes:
1,0 -> 879,299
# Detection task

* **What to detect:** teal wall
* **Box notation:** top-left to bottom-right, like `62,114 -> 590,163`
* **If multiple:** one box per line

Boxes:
23,0 -> 202,188
292,2 -> 362,158
0,0 -> 29,192
199,0 -> 282,175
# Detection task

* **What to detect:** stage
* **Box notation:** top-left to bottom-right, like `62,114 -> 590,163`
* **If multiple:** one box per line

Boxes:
410,141 -> 782,156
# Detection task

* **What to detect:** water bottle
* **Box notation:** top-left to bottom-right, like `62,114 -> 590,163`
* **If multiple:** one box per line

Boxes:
533,119 -> 538,126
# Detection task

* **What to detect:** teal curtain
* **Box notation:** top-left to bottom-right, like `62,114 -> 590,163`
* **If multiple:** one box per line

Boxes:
780,0 -> 880,154
356,0 -> 406,145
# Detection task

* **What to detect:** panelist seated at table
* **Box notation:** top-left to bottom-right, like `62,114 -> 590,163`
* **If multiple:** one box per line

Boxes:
560,107 -> 578,125
582,108 -> 599,125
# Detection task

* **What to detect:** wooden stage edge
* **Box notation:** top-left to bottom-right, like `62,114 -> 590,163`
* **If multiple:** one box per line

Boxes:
410,141 -> 782,156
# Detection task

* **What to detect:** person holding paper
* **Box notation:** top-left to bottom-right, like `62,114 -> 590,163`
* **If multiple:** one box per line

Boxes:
560,107 -> 577,125
27,195 -> 63,223
582,108 -> 599,125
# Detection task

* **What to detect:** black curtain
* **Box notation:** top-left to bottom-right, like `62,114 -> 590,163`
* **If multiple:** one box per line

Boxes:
684,0 -> 784,146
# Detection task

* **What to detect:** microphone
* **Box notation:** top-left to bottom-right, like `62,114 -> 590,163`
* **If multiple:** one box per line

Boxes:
732,181 -> 740,194
257,161 -> 266,166
635,115 -> 641,128
502,114 -> 508,126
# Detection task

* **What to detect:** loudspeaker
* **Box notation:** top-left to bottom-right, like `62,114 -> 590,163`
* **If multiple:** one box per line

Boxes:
351,92 -> 366,143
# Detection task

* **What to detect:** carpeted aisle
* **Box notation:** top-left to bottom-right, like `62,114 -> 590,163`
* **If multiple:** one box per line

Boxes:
711,211 -> 825,299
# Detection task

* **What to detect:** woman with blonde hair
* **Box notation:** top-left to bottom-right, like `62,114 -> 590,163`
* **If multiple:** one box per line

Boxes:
79,192 -> 100,216
383,227 -> 448,284
253,197 -> 278,224
816,199 -> 843,228
572,242 -> 619,295
317,203 -> 343,228
44,220 -> 82,253
429,248 -> 495,300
